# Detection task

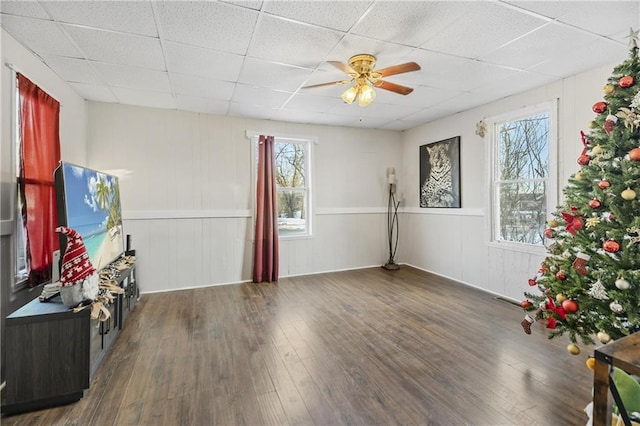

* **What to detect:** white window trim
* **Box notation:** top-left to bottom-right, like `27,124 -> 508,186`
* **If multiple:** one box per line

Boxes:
248,132 -> 315,240
484,99 -> 558,254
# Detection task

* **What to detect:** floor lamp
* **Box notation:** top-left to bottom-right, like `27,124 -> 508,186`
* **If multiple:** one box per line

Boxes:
383,167 -> 401,270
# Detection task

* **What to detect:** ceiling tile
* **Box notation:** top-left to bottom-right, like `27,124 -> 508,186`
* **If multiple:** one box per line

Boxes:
170,73 -> 236,101
423,58 -> 519,92
92,62 -> 171,92
43,1 -> 158,37
374,84 -> 455,108
231,84 -> 294,108
237,58 -> 313,91
62,24 -> 165,70
164,42 -> 244,82
307,112 -> 365,128
401,107 -> 454,127
472,70 -> 558,101
247,14 -> 344,68
153,1 -> 258,54
351,1 -> 468,47
420,2 -> 549,59
1,15 -> 83,57
270,108 -> 319,125
0,1 -> 50,19
262,1 -> 371,31
111,87 -> 176,109
228,102 -> 277,121
478,22 -> 602,70
220,1 -> 264,11
284,92 -> 344,114
528,38 -> 630,78
505,1 -> 640,37
40,56 -> 103,85
67,82 -> 117,103
176,95 -> 230,115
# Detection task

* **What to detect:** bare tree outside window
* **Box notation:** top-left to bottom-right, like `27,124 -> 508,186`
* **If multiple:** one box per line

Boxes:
273,140 -> 310,236
494,113 -> 550,245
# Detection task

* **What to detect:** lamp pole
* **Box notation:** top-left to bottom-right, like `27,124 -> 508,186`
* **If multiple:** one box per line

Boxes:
383,169 -> 400,270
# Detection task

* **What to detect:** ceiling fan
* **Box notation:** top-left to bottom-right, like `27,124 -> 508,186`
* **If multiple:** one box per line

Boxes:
303,54 -> 421,107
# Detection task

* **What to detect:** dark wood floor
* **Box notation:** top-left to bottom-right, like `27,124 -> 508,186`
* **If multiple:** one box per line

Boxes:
2,266 -> 595,425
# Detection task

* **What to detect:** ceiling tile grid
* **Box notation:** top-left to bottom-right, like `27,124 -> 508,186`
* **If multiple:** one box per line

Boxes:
1,0 -> 637,131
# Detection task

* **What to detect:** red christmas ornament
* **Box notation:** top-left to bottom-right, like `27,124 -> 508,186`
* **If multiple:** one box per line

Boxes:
598,180 -> 611,189
544,228 -> 554,239
609,213 -> 615,221
592,101 -> 607,114
619,75 -> 635,88
629,147 -> 640,161
528,278 -> 537,286
521,300 -> 533,309
562,299 -> 579,314
589,199 -> 601,209
604,115 -> 618,134
603,240 -> 620,253
577,154 -> 590,165
556,271 -> 567,280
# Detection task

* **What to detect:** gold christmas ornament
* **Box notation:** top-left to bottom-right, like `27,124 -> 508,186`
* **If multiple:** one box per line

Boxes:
575,171 -> 583,180
592,144 -> 603,155
603,84 -> 615,94
597,331 -> 611,344
567,343 -> 580,355
621,187 -> 637,200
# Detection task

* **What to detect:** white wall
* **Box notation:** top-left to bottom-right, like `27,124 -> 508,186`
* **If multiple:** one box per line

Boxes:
399,63 -> 615,302
86,103 -> 402,293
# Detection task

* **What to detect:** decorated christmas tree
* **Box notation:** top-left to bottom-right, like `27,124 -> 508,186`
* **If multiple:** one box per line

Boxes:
521,29 -> 640,355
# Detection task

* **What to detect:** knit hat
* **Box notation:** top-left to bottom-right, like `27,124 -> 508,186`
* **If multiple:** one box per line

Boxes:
56,226 -> 96,287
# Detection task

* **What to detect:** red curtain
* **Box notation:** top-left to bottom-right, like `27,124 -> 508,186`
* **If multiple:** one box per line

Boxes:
18,73 -> 61,286
253,135 -> 279,283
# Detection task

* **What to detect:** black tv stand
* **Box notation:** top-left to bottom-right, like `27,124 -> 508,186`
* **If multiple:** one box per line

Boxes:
2,261 -> 138,415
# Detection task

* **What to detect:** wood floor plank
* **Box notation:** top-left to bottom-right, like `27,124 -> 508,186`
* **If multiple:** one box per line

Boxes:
2,266 -> 595,425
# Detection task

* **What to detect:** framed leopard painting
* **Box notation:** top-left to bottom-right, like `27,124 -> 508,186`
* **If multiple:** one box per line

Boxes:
419,136 -> 461,208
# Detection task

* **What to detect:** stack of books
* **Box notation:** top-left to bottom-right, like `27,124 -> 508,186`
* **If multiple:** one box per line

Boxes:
39,282 -> 61,302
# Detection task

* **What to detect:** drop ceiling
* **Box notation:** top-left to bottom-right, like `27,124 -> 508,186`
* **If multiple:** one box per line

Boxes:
1,1 -> 638,131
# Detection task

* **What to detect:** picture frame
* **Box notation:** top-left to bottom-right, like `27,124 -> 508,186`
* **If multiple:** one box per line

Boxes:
419,136 -> 461,208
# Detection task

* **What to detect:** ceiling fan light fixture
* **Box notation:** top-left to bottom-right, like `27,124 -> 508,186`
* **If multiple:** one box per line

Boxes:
358,84 -> 376,107
341,85 -> 359,104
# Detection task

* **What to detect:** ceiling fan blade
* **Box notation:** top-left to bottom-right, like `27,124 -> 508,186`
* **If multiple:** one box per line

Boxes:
375,62 -> 421,78
374,80 -> 414,95
302,80 -> 351,89
328,61 -> 356,75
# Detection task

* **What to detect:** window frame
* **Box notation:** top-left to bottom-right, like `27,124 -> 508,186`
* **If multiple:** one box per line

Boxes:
12,72 -> 29,291
250,133 -> 314,240
486,100 -> 558,253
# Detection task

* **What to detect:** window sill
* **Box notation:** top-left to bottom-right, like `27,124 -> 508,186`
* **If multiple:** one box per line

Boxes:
487,240 -> 547,256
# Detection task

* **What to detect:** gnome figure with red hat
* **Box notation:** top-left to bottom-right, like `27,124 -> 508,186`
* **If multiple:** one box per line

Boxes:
56,226 -> 100,307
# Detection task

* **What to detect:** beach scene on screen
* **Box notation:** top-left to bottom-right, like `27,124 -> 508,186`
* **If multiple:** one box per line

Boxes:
62,163 -> 124,271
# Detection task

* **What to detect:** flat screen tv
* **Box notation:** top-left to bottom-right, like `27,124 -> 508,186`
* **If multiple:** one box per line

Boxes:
54,162 -> 124,272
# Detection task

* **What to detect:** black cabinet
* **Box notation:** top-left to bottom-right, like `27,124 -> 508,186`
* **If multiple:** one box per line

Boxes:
2,264 -> 137,415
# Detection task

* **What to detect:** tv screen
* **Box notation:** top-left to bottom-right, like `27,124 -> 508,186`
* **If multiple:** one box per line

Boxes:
55,162 -> 124,272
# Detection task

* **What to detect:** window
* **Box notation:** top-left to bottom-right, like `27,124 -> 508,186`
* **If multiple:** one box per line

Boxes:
488,101 -> 557,247
252,135 -> 312,238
